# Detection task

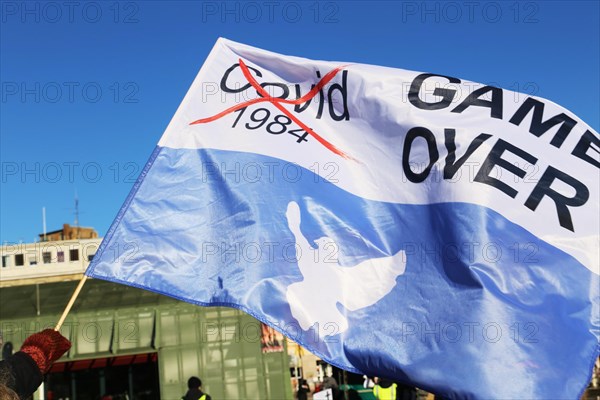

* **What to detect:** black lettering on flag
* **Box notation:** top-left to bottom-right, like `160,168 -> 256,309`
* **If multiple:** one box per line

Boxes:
474,139 -> 538,198
451,86 -> 503,119
260,82 -> 290,99
328,70 -> 350,121
294,84 -> 313,113
408,73 -> 461,110
572,130 -> 600,169
315,71 -> 325,119
221,63 -> 263,93
402,127 -> 439,183
509,98 -> 577,148
444,129 -> 492,180
525,166 -> 589,232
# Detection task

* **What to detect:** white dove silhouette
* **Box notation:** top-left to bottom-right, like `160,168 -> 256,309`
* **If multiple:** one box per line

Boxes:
285,201 -> 407,337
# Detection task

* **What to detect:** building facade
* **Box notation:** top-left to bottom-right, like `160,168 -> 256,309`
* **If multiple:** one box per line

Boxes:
39,224 -> 99,242
0,236 -> 293,400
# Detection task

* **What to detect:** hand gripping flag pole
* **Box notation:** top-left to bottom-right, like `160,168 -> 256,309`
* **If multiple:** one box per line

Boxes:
54,275 -> 88,331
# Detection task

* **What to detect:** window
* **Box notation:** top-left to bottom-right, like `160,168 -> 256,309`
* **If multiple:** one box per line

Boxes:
69,249 -> 79,262
2,255 -> 9,268
15,254 -> 24,266
29,256 -> 37,266
88,254 -> 95,262
57,251 -> 65,262
43,252 -> 52,264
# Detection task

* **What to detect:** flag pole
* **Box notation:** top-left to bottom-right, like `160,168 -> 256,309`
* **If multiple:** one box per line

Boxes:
54,275 -> 88,331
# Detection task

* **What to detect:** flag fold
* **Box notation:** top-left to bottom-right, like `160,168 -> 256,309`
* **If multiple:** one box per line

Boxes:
87,38 -> 599,399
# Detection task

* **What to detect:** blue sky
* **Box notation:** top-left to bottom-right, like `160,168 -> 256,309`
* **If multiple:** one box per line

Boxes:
1,0 -> 598,243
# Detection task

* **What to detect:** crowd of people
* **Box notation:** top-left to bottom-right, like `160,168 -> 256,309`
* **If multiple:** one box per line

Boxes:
295,373 -> 419,400
22,328 -> 600,400
0,326 -> 425,400
0,327 -> 423,400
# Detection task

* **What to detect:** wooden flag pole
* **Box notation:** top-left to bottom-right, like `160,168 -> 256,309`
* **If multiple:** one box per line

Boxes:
54,275 -> 88,331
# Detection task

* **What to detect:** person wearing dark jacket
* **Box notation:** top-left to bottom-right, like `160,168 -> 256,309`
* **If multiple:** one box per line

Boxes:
182,376 -> 211,400
0,329 -> 71,400
296,378 -> 310,400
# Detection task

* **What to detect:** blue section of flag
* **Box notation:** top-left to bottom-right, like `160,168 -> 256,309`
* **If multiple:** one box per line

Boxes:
87,146 -> 599,399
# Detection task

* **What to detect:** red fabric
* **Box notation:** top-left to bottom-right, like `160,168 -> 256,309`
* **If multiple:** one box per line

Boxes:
20,329 -> 71,374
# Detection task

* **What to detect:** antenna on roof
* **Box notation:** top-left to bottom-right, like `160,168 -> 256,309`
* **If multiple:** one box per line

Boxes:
42,207 -> 47,242
74,190 -> 80,239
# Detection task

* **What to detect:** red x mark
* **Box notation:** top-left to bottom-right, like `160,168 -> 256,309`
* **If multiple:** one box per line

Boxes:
190,58 -> 353,160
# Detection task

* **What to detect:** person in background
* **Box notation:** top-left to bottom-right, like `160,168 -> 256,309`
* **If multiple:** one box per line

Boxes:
296,378 -> 310,400
322,373 -> 344,400
373,377 -> 418,400
182,376 -> 211,400
363,375 -> 375,388
0,329 -> 71,400
373,377 -> 398,400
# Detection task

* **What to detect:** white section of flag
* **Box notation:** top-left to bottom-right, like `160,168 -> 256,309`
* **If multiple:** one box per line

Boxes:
158,38 -> 599,274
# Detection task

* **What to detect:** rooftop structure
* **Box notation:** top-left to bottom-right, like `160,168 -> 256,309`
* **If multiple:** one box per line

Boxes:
39,223 -> 99,242
1,234 -> 101,287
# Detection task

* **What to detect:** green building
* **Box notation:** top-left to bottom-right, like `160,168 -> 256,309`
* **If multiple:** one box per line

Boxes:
1,238 -> 293,400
